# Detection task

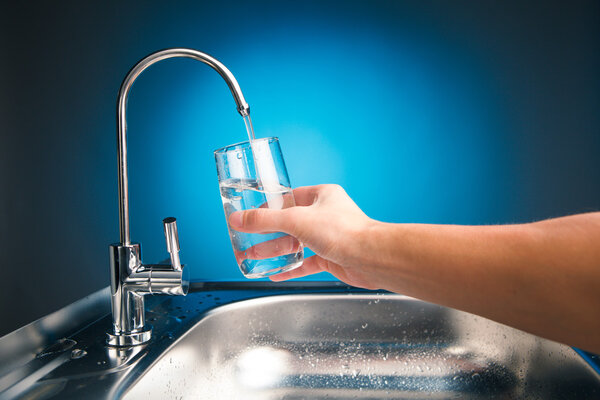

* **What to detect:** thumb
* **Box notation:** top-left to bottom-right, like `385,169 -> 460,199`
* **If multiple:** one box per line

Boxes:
229,208 -> 293,234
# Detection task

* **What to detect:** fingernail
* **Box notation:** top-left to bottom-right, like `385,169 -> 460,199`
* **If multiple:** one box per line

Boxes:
229,211 -> 243,229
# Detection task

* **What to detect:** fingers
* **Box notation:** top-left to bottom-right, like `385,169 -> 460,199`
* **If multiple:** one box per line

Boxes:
229,184 -> 346,237
255,185 -> 323,211
257,190 -> 297,210
229,207 -> 296,234
269,255 -> 327,281
292,184 -> 347,206
291,186 -> 320,207
241,235 -> 302,260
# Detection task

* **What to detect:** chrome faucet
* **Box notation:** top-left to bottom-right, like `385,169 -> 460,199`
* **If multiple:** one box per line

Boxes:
107,48 -> 251,346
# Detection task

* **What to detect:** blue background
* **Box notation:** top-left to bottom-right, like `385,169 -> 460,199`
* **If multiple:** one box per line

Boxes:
1,0 -> 598,336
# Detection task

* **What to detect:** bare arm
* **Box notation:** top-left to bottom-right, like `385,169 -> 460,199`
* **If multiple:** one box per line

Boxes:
229,184 -> 600,353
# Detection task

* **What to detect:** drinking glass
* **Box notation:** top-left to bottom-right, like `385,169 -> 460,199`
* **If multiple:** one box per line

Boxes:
215,137 -> 304,278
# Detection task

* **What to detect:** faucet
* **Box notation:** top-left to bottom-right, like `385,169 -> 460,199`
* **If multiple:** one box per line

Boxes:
107,48 -> 251,346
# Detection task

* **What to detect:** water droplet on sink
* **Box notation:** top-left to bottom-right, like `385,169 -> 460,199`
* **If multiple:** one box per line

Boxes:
70,349 -> 87,359
37,338 -> 77,358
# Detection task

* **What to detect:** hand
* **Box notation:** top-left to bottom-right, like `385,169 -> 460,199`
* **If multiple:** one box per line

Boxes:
229,184 -> 380,289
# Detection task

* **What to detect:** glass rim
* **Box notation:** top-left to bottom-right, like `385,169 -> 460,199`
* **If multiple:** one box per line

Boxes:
213,136 -> 279,154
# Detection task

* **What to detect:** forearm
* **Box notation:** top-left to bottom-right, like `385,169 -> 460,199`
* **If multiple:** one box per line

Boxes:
362,213 -> 600,353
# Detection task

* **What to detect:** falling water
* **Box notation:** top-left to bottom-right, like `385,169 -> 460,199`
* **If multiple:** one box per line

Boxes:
242,114 -> 261,185
243,114 -> 256,142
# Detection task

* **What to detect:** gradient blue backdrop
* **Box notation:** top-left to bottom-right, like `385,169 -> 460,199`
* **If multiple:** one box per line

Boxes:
1,0 -> 599,335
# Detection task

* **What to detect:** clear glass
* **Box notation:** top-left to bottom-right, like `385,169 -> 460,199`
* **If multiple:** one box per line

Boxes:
214,137 -> 304,278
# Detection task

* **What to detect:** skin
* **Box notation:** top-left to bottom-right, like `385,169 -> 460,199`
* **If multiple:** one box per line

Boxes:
229,184 -> 600,354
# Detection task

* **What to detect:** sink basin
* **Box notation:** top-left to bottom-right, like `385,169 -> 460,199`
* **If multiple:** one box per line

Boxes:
124,293 -> 600,399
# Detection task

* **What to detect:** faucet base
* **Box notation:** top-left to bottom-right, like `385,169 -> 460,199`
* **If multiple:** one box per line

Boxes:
106,326 -> 152,347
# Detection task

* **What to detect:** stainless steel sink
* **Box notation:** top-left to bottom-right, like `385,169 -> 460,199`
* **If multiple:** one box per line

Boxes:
1,285 -> 598,399
124,293 -> 600,399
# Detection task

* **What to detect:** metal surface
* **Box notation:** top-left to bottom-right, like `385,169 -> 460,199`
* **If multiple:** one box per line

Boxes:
107,241 -> 189,346
1,284 -> 598,399
162,218 -> 181,271
108,243 -> 147,337
108,48 -> 250,346
124,292 -> 600,399
0,287 -> 110,381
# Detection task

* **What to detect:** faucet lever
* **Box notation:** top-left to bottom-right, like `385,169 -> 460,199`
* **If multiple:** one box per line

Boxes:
163,217 -> 182,271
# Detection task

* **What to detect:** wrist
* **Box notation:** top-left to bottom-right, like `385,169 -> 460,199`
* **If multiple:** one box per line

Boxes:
353,218 -> 390,269
355,220 -> 410,291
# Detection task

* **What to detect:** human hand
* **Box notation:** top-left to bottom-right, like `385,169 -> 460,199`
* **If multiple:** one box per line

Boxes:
228,184 -> 380,289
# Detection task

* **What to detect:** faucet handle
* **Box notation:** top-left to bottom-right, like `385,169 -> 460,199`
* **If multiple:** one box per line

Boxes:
163,217 -> 182,271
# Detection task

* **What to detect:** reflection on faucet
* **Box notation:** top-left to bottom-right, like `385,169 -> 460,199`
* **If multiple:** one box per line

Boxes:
107,48 -> 251,347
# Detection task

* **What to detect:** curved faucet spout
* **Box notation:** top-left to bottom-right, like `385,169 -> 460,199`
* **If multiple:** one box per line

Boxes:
108,48 -> 249,346
116,48 -> 250,245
